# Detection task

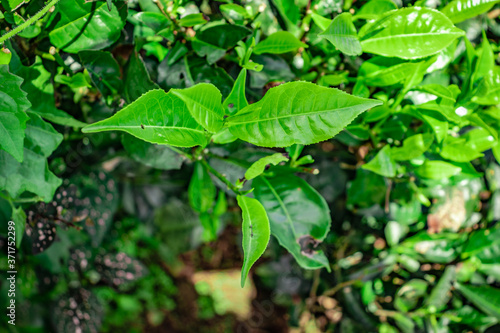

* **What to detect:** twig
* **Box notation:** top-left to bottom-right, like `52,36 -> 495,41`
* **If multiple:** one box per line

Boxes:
0,0 -> 61,45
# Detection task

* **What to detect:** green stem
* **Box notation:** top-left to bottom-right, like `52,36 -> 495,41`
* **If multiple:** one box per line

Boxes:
0,0 -> 61,45
200,158 -> 242,195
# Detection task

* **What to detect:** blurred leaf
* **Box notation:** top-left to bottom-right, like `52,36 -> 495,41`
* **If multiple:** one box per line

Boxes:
441,0 -> 500,23
319,13 -> 362,56
362,145 -> 397,178
121,134 -> 184,170
188,162 -> 216,214
455,283 -> 500,320
253,31 -> 307,55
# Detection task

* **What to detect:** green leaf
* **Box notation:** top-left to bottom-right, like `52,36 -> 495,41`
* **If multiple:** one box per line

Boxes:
462,226 -> 500,263
9,55 -> 85,128
441,0 -> 500,23
121,134 -> 183,170
79,51 -> 122,97
196,24 -> 251,49
0,113 -> 62,201
440,139 -> 484,162
472,67 -> 500,105
178,13 -> 208,27
360,7 -> 465,59
463,128 -> 497,152
311,12 -> 332,31
123,51 -> 160,103
415,160 -> 462,179
362,145 -> 397,178
223,69 -> 248,115
395,279 -> 428,312
171,83 -> 225,133
220,4 -> 250,24
425,265 -> 456,310
1,0 -> 26,11
245,153 -> 289,181
359,57 -> 424,87
12,206 -> 26,248
0,65 -> 30,162
391,133 -> 434,161
188,162 -> 216,214
226,82 -> 382,147
237,195 -> 270,287
82,90 -> 208,148
48,0 -> 127,53
319,13 -> 362,56
192,39 -> 226,65
354,0 -> 398,20
132,12 -> 171,33
455,283 -> 500,320
253,175 -> 331,271
253,31 -> 307,55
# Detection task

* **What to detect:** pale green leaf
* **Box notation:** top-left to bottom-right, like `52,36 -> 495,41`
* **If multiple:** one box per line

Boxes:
415,160 -> 462,179
82,90 -> 208,148
319,13 -> 362,56
391,133 -> 434,161
360,7 -> 465,59
245,153 -> 289,181
354,0 -> 398,20
253,31 -> 307,55
441,0 -> 500,23
362,145 -> 397,177
226,82 -> 382,147
237,195 -> 270,287
171,83 -> 225,133
223,69 -> 248,115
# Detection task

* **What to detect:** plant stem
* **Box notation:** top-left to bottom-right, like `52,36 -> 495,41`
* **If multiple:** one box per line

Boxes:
200,158 -> 242,194
0,0 -> 61,45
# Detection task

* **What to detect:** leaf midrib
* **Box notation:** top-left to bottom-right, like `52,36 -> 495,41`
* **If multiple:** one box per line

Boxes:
227,104 -> 376,126
361,31 -> 463,43
50,1 -> 108,35
260,177 -> 296,239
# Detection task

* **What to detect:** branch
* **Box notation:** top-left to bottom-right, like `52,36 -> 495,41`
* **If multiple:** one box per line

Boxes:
0,0 -> 61,45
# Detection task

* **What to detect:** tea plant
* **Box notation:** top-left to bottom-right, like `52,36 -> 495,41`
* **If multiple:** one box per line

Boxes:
1,0 -> 500,331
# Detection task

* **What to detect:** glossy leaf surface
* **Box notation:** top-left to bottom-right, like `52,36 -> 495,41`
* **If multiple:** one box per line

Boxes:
360,7 -> 464,59
226,82 -> 382,147
237,195 -> 270,287
49,0 -> 127,53
82,90 -> 207,147
254,175 -> 331,270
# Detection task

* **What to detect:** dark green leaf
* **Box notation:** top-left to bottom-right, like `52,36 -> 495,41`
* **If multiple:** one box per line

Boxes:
455,283 -> 500,320
121,134 -> 184,170
254,175 -> 331,270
